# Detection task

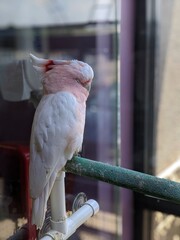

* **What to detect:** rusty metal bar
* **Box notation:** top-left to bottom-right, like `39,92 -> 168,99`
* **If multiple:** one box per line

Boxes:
65,157 -> 180,204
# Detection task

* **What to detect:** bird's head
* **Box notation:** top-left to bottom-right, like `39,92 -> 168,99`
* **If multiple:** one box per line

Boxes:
30,54 -> 94,95
69,60 -> 94,92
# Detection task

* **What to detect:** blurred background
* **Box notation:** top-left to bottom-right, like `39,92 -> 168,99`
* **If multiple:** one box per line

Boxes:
0,0 -> 179,240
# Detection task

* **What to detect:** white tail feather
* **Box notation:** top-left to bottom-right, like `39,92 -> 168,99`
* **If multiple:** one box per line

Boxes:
32,172 -> 57,229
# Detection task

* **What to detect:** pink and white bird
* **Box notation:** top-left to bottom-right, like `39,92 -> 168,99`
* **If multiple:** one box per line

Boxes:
29,54 -> 94,229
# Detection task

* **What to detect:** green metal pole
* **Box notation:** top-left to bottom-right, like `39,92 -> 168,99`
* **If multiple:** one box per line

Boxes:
65,157 -> 180,204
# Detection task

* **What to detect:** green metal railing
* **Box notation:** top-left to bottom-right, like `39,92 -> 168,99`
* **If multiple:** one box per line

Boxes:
65,156 -> 180,204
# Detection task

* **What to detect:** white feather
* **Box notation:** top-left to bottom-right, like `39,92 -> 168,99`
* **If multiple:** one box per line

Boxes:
32,65 -> 45,73
30,53 -> 49,66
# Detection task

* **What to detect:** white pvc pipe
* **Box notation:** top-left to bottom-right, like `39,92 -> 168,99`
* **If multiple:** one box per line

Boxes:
40,230 -> 63,240
65,199 -> 99,239
40,199 -> 99,240
40,236 -> 50,240
50,171 -> 67,234
40,171 -> 99,240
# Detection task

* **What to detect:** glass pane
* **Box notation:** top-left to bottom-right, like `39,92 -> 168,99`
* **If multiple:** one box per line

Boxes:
152,211 -> 180,240
151,1 -> 180,239
155,0 -> 180,177
0,1 -> 120,239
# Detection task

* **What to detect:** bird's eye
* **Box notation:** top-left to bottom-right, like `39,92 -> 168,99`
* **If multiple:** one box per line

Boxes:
75,78 -> 81,83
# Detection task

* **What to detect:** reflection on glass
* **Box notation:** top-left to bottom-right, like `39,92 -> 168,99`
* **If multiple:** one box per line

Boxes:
0,1 -> 120,239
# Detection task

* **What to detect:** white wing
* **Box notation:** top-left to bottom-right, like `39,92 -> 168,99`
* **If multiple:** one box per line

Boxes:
29,92 -> 85,199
